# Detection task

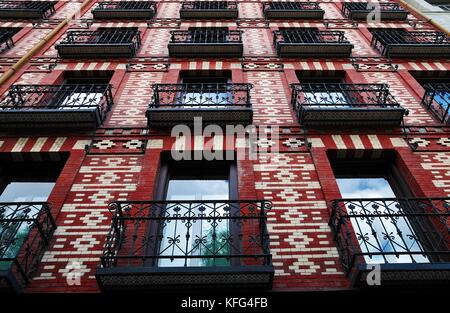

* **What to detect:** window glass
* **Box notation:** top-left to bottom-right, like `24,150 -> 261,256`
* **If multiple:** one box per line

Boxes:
159,177 -> 230,267
0,181 -> 55,268
59,90 -> 105,108
337,177 -> 428,264
432,89 -> 450,112
177,74 -> 232,108
0,182 -> 55,202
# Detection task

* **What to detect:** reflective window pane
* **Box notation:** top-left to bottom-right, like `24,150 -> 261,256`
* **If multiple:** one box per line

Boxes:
159,179 -> 230,267
0,182 -> 54,267
337,178 -> 428,264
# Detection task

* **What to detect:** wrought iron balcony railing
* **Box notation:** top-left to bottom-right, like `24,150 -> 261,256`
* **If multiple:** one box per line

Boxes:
273,29 -> 353,57
92,1 -> 157,20
56,29 -> 142,59
0,1 -> 56,19
329,198 -> 450,287
180,1 -> 238,19
341,3 -> 408,20
371,30 -> 450,58
96,200 -> 274,291
262,2 -> 324,19
0,202 -> 56,292
147,83 -> 253,127
168,29 -> 243,57
290,83 -> 405,127
421,83 -> 450,124
0,84 -> 114,129
0,28 -> 18,53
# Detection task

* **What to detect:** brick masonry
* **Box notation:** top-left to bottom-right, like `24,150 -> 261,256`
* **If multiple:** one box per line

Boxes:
0,0 -> 448,293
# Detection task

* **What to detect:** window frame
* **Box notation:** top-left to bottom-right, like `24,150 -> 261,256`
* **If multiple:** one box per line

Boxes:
145,155 -> 240,267
329,154 -> 442,264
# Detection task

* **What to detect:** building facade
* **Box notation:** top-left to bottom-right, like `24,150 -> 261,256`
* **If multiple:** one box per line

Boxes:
0,0 -> 449,293
403,0 -> 450,32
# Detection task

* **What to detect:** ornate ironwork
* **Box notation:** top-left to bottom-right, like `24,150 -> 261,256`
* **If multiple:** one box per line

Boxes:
263,1 -> 321,12
181,1 -> 237,11
170,29 -> 242,44
168,29 -> 243,57
341,2 -> 408,20
371,30 -> 450,58
179,1 -> 238,19
0,28 -> 18,52
56,29 -> 142,58
150,83 -> 252,108
99,200 -> 272,268
92,1 -> 157,19
0,202 -> 56,291
329,198 -> 450,276
291,83 -> 400,108
421,83 -> 450,124
1,84 -> 113,111
0,84 -> 114,127
273,29 -> 353,57
274,29 -> 348,45
290,83 -> 405,127
0,1 -> 56,19
263,2 -> 324,19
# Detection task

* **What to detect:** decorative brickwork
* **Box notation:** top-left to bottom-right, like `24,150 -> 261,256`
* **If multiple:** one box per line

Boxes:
0,0 -> 448,294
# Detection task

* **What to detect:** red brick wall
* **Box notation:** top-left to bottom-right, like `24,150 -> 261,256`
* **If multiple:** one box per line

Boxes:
0,0 -> 448,292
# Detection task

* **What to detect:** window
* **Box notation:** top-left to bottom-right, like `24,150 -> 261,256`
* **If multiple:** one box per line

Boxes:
54,71 -> 113,109
154,157 -> 238,267
176,70 -> 232,108
296,71 -> 349,107
0,27 -> 20,53
0,157 -> 66,270
412,71 -> 450,123
330,154 -> 429,265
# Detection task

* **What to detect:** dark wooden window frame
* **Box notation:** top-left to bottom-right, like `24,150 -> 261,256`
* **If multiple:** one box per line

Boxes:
145,153 -> 240,267
328,152 -> 446,261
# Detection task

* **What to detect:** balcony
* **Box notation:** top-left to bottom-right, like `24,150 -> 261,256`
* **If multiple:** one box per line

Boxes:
0,202 -> 56,293
56,29 -> 142,59
180,1 -> 238,19
0,28 -> 17,53
341,3 -> 408,20
421,83 -> 450,124
147,83 -> 253,127
0,84 -> 114,129
92,1 -> 157,20
0,1 -> 56,19
95,200 -> 274,291
290,83 -> 406,127
262,2 -> 324,20
168,29 -> 243,57
329,198 -> 450,287
371,30 -> 450,58
273,29 -> 353,57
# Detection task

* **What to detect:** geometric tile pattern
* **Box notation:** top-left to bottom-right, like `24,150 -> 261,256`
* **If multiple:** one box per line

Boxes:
247,72 -> 295,125
4,29 -> 51,57
53,2 -> 83,19
254,153 -> 345,286
243,28 -> 275,56
344,29 -> 377,56
155,2 -> 181,19
107,72 -> 163,127
30,156 -> 142,292
322,3 -> 344,19
419,152 -> 450,197
239,2 -> 264,18
139,29 -> 171,56
15,72 -> 47,85
363,72 -> 435,125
